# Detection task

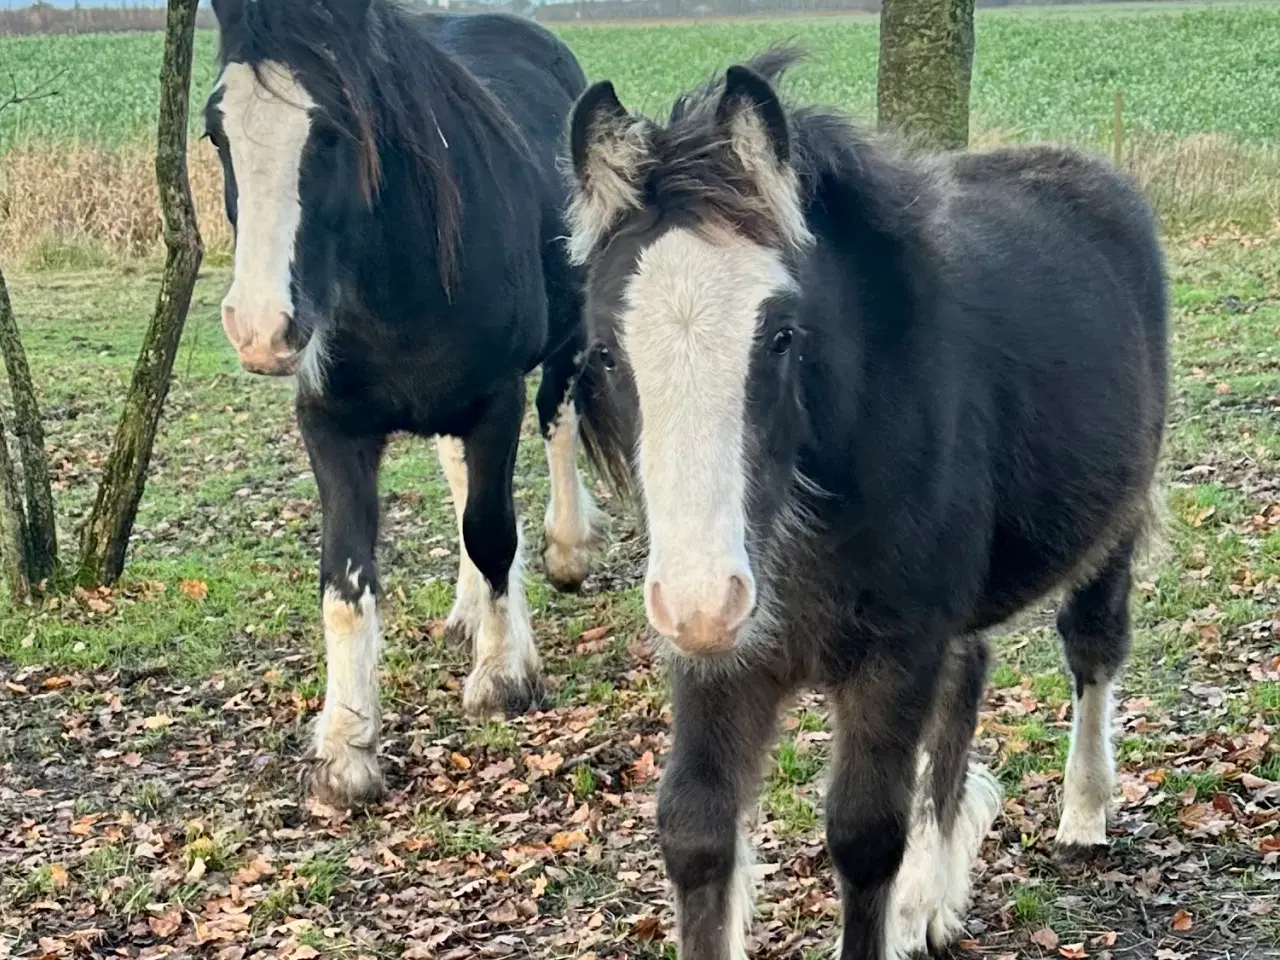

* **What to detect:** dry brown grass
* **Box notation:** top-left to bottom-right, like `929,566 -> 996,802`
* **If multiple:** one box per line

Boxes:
1122,132 -> 1280,231
1,130 -> 1276,268
0,140 -> 231,267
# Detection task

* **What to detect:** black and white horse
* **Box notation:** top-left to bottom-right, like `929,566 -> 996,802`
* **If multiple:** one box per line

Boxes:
568,51 -> 1167,960
203,0 -> 600,807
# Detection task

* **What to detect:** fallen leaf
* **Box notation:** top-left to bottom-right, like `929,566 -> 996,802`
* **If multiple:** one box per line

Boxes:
1059,944 -> 1087,959
42,675 -> 73,691
630,914 -> 663,943
578,626 -> 610,643
632,750 -> 657,784
148,912 -> 182,938
49,864 -> 68,889
1171,909 -> 1193,932
487,900 -> 519,924
232,856 -> 273,885
293,948 -> 320,960
550,831 -> 588,852
121,752 -> 143,768
1031,928 -> 1060,951
143,714 -> 173,731
1090,932 -> 1118,948
180,578 -> 209,600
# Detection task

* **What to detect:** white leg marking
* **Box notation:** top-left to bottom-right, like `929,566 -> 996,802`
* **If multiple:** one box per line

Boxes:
311,582 -> 384,805
724,831 -> 755,960
885,754 -> 1003,959
543,399 -> 603,589
886,751 -> 945,960
928,764 -> 1002,952
436,436 -> 485,641
675,830 -> 754,960
1057,678 -> 1115,847
462,524 -> 542,716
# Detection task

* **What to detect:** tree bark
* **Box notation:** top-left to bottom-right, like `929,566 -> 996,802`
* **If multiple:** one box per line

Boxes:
0,264 -> 57,586
0,388 -> 31,602
77,0 -> 203,586
877,0 -> 976,151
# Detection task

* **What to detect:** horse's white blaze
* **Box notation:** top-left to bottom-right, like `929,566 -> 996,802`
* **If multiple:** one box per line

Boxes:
217,61 -> 314,369
313,581 -> 383,800
1057,678 -> 1115,846
621,228 -> 791,653
543,398 -> 601,587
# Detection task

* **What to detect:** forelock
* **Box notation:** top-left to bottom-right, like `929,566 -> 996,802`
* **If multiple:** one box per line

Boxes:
570,94 -> 813,267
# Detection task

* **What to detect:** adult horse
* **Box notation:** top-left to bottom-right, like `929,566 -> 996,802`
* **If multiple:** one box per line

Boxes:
204,0 -> 599,807
568,51 -> 1167,960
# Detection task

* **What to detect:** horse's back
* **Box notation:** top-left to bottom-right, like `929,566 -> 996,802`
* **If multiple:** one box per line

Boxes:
432,13 -> 586,152
927,146 -> 1168,615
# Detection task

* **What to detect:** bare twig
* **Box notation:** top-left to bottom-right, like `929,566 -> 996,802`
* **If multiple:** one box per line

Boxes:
0,67 -> 66,115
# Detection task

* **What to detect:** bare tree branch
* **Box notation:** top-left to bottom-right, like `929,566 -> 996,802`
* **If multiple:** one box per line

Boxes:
0,67 -> 66,116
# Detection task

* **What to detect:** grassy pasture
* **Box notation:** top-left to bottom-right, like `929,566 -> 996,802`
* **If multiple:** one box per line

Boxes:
1,3 -> 1279,959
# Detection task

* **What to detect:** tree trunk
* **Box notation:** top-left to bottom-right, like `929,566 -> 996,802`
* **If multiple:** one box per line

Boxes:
77,0 -> 203,586
0,382 -> 31,602
0,264 -> 57,586
877,0 -> 976,151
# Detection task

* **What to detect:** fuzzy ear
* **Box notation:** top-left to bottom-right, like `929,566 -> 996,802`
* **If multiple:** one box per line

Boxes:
716,65 -> 790,165
715,64 -> 810,251
566,81 -> 653,265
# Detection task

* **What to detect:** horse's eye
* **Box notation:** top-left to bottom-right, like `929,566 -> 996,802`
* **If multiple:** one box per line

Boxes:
770,327 -> 794,356
597,345 -> 616,372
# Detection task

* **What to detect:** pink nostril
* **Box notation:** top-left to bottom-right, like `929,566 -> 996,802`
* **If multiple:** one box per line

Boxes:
644,580 -> 679,638
721,572 -> 756,633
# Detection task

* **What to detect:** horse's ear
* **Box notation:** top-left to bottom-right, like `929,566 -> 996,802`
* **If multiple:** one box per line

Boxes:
716,65 -> 811,251
716,65 -> 790,167
566,82 -> 653,265
211,0 -> 245,30
569,82 -> 631,181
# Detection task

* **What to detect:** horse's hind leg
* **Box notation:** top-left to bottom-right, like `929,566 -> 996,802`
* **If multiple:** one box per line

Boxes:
536,336 -> 602,592
437,436 -> 487,644
886,638 -> 1002,958
1055,533 -> 1137,849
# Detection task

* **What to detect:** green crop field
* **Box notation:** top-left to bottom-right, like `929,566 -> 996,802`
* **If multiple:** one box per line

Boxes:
2,3 -> 1280,151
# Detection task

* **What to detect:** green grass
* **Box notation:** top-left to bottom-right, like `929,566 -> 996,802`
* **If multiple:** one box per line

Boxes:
3,5 -> 1280,152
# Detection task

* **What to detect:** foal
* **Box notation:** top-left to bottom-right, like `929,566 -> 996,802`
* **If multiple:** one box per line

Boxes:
569,52 -> 1167,959
204,0 -> 599,806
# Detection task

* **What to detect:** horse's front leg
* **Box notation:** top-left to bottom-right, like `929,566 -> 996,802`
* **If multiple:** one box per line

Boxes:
458,376 -> 544,715
659,661 -> 786,960
300,410 -> 386,807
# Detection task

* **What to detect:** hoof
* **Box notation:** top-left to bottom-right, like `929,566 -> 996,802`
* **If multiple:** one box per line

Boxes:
463,665 -> 545,717
307,744 -> 385,809
1054,802 -> 1109,851
542,536 -> 592,593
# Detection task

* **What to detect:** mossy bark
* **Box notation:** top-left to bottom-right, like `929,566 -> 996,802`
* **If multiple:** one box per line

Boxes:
0,265 -> 57,588
77,0 -> 203,586
877,0 -> 976,151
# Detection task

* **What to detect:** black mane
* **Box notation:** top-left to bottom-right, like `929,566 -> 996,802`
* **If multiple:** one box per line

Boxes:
213,0 -> 526,292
